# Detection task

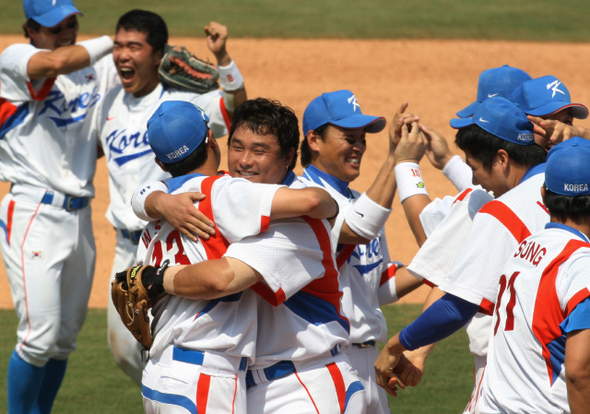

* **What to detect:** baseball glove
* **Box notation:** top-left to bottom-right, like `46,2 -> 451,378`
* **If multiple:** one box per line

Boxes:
111,260 -> 170,350
158,45 -> 220,93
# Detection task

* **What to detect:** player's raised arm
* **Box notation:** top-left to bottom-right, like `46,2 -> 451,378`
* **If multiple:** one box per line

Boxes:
205,21 -> 246,113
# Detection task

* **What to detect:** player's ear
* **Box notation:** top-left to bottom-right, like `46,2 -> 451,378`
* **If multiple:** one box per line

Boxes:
540,185 -> 547,204
306,130 -> 321,152
283,147 -> 295,169
155,157 -> 168,172
495,149 -> 509,169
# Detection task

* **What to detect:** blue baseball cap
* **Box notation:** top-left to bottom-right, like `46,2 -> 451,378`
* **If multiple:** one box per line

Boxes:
23,0 -> 82,27
147,101 -> 210,163
303,90 -> 386,135
450,97 -> 534,145
456,65 -> 532,118
509,75 -> 588,119
545,137 -> 590,196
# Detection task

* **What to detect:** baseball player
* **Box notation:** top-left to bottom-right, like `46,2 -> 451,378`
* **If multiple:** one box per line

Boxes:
374,98 -> 548,405
299,90 -> 424,413
97,10 -> 246,386
0,0 -> 118,412
478,137 -> 590,414
133,98 -> 367,413
397,76 -> 590,412
133,99 -> 363,413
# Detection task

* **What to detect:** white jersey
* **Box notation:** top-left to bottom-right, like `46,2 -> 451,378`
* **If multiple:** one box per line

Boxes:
0,43 -> 118,196
137,174 -> 281,361
300,166 -> 395,343
225,172 -> 349,369
409,188 -> 493,287
478,225 -> 590,414
439,165 -> 549,359
97,83 -> 229,231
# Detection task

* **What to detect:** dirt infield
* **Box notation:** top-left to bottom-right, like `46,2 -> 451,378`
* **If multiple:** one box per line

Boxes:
1,36 -> 590,309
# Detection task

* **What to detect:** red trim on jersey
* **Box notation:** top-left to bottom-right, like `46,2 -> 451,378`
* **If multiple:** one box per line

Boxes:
379,263 -> 397,287
219,97 -> 231,131
0,99 -> 18,127
18,202 -> 43,352
26,78 -> 55,101
479,298 -> 495,316
230,373 -> 239,413
532,239 -> 590,385
336,244 -> 356,269
299,216 -> 348,324
326,362 -> 346,413
566,287 -> 590,316
295,371 -> 321,413
198,176 -> 230,260
196,372 -> 211,413
452,188 -> 473,205
6,199 -> 15,245
479,200 -> 533,244
422,278 -> 436,288
260,215 -> 270,233
251,282 -> 286,306
537,201 -> 549,215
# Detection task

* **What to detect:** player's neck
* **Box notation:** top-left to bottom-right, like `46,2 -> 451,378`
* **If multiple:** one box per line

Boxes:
553,217 -> 590,239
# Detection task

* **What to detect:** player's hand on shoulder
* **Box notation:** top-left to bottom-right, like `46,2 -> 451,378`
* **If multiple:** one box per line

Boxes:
158,192 -> 215,242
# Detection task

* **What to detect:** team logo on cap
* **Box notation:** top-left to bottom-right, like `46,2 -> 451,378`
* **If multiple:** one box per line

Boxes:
546,80 -> 565,98
517,133 -> 534,142
347,95 -> 360,112
166,145 -> 190,161
564,183 -> 589,193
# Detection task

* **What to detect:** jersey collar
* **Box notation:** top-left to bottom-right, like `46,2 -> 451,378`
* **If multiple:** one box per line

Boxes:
302,165 -> 351,198
167,172 -> 206,193
545,222 -> 590,242
521,162 -> 546,183
281,170 -> 298,186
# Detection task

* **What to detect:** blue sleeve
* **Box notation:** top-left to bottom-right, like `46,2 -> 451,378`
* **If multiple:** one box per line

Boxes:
561,296 -> 590,333
399,293 -> 480,350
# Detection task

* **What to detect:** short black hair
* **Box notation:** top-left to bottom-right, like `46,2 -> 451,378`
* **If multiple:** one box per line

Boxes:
300,123 -> 330,168
23,18 -> 41,38
116,10 -> 168,55
228,98 -> 299,170
455,124 -> 546,172
159,136 -> 209,177
543,187 -> 590,223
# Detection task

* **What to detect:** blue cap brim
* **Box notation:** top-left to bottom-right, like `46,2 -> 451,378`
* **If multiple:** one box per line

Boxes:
450,117 -> 474,129
527,103 -> 589,120
330,115 -> 386,133
456,101 -> 481,118
34,8 -> 81,28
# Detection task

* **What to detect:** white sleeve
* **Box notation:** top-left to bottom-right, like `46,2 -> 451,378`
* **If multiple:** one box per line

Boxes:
131,180 -> 169,221
224,217 -> 333,304
409,189 -> 493,286
439,204 -> 520,308
211,179 -> 283,242
0,44 -> 48,101
442,155 -> 473,192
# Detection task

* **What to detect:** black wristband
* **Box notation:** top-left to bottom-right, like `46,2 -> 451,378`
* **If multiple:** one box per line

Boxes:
144,260 -> 170,300
326,199 -> 340,220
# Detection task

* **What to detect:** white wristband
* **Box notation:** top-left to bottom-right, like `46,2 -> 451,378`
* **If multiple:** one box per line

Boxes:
131,180 -> 169,222
78,36 -> 113,66
442,155 -> 473,192
218,60 -> 244,91
345,192 -> 391,240
395,162 -> 429,203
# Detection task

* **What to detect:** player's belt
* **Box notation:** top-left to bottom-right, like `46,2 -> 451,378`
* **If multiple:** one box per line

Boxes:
352,340 -> 376,348
172,346 -> 247,372
117,228 -> 143,245
41,192 -> 89,211
246,345 -> 340,388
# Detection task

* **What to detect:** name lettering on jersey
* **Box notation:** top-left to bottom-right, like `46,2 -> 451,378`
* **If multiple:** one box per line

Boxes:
39,86 -> 101,126
349,234 -> 384,277
514,240 -> 546,266
141,228 -> 152,249
105,128 -> 151,166
564,183 -> 589,193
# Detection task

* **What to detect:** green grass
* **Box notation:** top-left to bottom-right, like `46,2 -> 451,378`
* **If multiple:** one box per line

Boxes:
1,0 -> 590,41
0,305 -> 472,413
